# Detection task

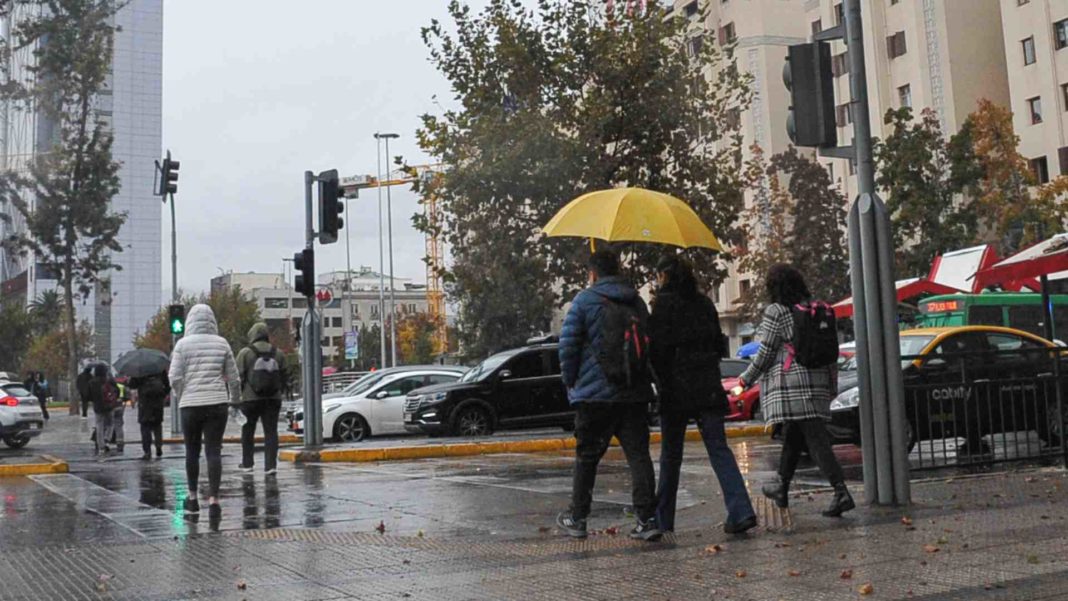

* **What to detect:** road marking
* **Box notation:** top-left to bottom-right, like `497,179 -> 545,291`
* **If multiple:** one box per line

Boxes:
29,473 -> 188,539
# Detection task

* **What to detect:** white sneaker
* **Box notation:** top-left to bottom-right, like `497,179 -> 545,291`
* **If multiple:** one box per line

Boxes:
238,464 -> 254,473
264,468 -> 277,475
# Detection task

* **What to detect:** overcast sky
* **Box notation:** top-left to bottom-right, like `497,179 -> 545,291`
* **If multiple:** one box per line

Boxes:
162,1 -> 482,296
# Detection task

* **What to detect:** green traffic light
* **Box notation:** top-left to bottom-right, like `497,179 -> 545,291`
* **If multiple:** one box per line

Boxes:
170,319 -> 184,335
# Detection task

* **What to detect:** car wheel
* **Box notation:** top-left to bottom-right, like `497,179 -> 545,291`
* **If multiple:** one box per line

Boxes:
333,414 -> 370,443
453,405 -> 493,437
3,435 -> 29,449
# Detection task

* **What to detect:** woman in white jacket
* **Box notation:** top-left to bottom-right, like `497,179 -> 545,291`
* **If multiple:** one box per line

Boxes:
168,304 -> 240,518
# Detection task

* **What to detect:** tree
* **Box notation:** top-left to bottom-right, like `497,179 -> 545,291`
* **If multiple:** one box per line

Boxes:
24,321 -> 94,398
418,0 -> 752,357
962,99 -> 1065,254
771,147 -> 850,302
0,0 -> 126,414
874,107 -> 979,276
396,312 -> 441,365
133,288 -> 262,357
0,299 -> 32,372
736,146 -> 791,321
28,290 -> 63,337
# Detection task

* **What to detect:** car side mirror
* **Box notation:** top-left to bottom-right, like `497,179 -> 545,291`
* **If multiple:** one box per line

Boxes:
499,369 -> 513,380
923,357 -> 947,370
375,390 -> 390,399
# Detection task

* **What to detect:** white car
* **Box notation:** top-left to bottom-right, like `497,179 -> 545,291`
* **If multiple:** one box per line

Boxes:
292,367 -> 465,442
0,381 -> 44,448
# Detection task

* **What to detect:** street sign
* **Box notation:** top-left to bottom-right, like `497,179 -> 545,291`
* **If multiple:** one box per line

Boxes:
344,329 -> 359,360
316,288 -> 333,304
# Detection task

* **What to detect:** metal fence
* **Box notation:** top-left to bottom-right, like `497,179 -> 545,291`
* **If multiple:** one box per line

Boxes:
902,346 -> 1067,471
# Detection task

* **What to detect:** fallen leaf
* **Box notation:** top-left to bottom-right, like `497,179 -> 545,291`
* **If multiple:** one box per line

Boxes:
693,574 -> 703,581
704,544 -> 724,554
402,559 -> 411,565
839,553 -> 848,560
537,526 -> 551,534
858,583 -> 874,596
840,569 -> 853,580
417,530 -> 425,538
603,526 -> 619,536
375,521 -> 386,534
901,516 -> 913,526
735,570 -> 747,578
923,544 -> 940,554
237,580 -> 247,591
788,570 -> 801,577
1027,554 -> 1040,565
775,542 -> 793,548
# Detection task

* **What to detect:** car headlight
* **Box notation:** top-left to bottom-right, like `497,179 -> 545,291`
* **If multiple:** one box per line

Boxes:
426,392 -> 449,404
830,387 -> 860,412
324,404 -> 342,414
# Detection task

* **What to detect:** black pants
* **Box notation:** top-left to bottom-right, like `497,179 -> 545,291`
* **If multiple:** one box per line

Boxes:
37,396 -> 48,420
81,396 -> 89,417
569,402 -> 656,522
181,405 -> 228,498
240,398 -> 281,471
779,418 -> 845,486
140,421 -> 163,455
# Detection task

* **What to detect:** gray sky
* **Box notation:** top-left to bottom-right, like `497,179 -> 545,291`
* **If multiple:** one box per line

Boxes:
162,0 -> 476,296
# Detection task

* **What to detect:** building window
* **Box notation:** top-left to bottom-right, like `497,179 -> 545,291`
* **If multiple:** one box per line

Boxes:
835,102 -> 853,126
1055,19 -> 1068,50
887,31 -> 907,59
1063,83 -> 1068,110
1059,147 -> 1068,176
834,3 -> 844,26
811,19 -> 822,35
740,279 -> 752,296
331,317 -> 342,328
687,34 -> 704,58
370,305 -> 380,320
1022,37 -> 1036,65
292,297 -> 307,309
1030,156 -> 1050,184
848,159 -> 856,175
264,298 -> 288,309
831,52 -> 849,77
898,84 -> 912,108
683,1 -> 698,18
718,22 -> 736,45
1028,96 -> 1043,124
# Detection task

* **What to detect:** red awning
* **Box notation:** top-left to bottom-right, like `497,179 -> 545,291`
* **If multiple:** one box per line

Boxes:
833,278 -> 963,319
972,234 -> 1068,290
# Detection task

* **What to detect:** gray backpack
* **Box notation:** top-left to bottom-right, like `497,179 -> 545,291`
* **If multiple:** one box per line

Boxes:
248,346 -> 282,398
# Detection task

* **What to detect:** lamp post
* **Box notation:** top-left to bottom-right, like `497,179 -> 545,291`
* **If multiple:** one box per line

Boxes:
373,131 -> 399,367
373,134 -> 387,368
381,133 -> 399,368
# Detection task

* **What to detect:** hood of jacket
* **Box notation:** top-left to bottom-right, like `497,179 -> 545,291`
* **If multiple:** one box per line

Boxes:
248,322 -> 270,344
185,304 -> 219,336
589,276 -> 640,304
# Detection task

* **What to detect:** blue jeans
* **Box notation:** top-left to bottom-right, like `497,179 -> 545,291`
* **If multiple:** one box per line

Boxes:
656,410 -> 755,531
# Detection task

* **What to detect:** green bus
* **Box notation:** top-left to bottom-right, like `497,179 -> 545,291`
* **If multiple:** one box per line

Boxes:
914,292 -> 1068,340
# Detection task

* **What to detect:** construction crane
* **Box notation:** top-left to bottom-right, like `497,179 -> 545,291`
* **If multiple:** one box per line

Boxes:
339,164 -> 448,355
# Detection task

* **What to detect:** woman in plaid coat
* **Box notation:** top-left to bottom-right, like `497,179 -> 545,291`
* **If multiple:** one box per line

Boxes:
738,264 -> 855,518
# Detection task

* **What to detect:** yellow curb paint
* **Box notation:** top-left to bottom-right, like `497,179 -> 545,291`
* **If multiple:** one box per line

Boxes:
0,454 -> 68,477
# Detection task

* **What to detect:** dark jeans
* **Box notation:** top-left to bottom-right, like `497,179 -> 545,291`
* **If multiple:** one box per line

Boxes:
181,405 -> 228,498
37,396 -> 48,420
81,396 -> 89,417
240,398 -> 282,471
656,410 -> 755,531
569,402 -> 656,522
140,421 -> 163,455
779,418 -> 845,486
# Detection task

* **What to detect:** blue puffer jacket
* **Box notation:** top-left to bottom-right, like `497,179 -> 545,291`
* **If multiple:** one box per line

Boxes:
559,276 -> 652,405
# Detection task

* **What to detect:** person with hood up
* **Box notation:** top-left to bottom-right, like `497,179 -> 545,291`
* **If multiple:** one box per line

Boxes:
235,322 -> 289,475
554,250 -> 661,542
649,255 -> 756,535
168,304 -> 240,519
129,372 -> 170,460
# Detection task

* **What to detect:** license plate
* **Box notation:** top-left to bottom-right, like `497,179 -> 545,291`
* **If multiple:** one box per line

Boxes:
28,423 -> 39,430
404,412 -> 413,422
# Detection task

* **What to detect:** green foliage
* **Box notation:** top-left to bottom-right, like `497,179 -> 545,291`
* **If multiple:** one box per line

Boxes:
134,288 -> 262,358
417,0 -> 751,357
28,290 -> 63,337
0,299 -> 32,371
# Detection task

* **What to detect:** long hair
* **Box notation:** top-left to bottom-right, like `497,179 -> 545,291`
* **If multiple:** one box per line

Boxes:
766,263 -> 810,306
656,255 -> 699,299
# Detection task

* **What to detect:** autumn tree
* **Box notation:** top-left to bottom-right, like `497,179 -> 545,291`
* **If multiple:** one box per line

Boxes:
24,322 -> 94,396
134,288 -> 262,357
396,312 -> 441,365
736,146 -> 791,321
418,0 -> 751,357
0,0 -> 126,414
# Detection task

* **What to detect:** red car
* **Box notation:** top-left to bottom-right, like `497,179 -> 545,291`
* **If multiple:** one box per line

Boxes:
721,359 -> 760,421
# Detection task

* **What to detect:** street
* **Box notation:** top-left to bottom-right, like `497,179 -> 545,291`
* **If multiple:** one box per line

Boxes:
0,414 -> 1065,600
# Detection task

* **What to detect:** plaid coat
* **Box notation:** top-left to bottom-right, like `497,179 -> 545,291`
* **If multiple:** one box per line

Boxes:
740,303 -> 835,425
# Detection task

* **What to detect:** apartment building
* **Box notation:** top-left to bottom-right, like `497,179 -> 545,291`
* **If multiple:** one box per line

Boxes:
1000,0 -> 1068,183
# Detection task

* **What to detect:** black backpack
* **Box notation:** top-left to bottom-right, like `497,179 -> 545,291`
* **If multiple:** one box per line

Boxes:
597,297 -> 652,388
248,346 -> 283,398
789,301 -> 839,368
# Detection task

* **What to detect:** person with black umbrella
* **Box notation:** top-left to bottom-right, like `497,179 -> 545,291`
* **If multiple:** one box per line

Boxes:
129,372 -> 169,459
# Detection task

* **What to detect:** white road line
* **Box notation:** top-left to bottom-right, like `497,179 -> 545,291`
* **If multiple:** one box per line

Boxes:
29,473 -> 187,539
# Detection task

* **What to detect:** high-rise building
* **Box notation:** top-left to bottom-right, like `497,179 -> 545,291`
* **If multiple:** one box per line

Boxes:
0,0 -> 163,363
999,0 -> 1068,183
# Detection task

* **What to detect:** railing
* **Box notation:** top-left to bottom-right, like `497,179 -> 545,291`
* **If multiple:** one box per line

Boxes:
901,346 -> 1067,471
322,371 -> 366,394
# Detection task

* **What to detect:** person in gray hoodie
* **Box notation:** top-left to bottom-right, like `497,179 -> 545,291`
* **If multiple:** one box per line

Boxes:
168,304 -> 240,518
235,322 -> 289,475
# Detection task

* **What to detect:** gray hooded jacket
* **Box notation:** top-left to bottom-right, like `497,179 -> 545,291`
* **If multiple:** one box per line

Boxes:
168,304 -> 240,408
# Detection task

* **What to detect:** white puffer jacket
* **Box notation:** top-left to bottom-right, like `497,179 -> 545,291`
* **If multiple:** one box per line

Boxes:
168,304 -> 240,408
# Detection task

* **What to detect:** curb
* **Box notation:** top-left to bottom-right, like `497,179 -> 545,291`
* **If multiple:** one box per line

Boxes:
161,434 -> 302,445
281,423 -> 771,464
0,454 -> 69,477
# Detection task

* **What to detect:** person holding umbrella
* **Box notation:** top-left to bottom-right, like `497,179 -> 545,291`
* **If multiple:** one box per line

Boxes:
116,348 -> 172,460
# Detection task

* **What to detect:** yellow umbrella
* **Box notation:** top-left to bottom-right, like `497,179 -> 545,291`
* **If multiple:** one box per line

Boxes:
542,187 -> 723,251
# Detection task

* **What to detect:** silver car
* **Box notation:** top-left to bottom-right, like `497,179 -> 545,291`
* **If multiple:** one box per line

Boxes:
0,382 -> 44,448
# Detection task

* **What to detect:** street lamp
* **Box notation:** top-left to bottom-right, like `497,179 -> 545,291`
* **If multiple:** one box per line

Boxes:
374,131 -> 399,368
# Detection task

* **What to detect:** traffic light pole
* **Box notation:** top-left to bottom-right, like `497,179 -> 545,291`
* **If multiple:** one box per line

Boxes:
301,170 -> 324,447
168,191 -> 180,435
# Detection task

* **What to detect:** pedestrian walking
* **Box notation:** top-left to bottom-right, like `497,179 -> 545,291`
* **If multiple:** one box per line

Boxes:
129,372 -> 169,460
736,264 -> 855,518
87,364 -> 121,456
168,304 -> 241,519
235,322 -> 289,475
24,372 -> 48,421
108,377 -> 130,453
649,255 -> 757,534
77,366 -> 92,418
555,250 -> 661,541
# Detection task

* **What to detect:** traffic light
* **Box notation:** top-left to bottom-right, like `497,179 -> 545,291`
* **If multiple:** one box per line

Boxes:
318,169 -> 343,244
158,150 -> 180,196
168,304 -> 185,336
294,248 -> 314,296
783,42 -> 836,148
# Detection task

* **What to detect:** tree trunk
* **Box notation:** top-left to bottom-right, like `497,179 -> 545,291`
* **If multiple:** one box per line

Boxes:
63,270 -> 78,416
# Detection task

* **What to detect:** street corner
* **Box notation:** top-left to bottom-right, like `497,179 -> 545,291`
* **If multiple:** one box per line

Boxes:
0,454 -> 68,477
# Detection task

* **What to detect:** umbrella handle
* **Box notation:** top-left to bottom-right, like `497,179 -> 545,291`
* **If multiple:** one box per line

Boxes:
589,238 -> 596,253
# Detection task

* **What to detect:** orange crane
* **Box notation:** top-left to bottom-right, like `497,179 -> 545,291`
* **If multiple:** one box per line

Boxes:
339,164 -> 448,354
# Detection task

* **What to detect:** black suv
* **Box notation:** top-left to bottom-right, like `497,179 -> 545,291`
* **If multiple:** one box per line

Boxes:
404,339 -> 571,436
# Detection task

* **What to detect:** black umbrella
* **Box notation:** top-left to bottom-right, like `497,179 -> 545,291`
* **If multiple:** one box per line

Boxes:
113,349 -> 170,378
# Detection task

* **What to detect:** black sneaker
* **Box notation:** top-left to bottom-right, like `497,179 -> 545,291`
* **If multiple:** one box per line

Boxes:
556,512 -> 588,539
630,518 -> 663,542
183,498 -> 200,515
156,447 -> 163,458
724,514 -> 758,535
208,503 -> 222,519
140,453 -> 151,461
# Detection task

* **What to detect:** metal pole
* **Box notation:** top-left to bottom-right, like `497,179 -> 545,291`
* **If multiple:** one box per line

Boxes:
302,170 -> 323,447
374,135 -> 386,368
1042,275 -> 1055,342
385,135 -> 398,367
169,192 -> 181,435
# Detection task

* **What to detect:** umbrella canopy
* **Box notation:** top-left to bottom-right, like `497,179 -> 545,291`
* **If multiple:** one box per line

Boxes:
972,233 -> 1068,290
113,348 -> 169,379
737,341 -> 761,359
542,187 -> 723,251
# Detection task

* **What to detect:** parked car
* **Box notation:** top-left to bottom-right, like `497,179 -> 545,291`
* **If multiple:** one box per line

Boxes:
721,359 -> 760,421
284,365 -> 465,422
404,339 -> 572,436
829,326 -> 1064,449
0,381 -> 44,448
290,366 -> 466,442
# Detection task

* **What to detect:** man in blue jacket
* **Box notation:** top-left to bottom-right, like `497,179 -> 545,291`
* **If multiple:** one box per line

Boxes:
555,250 -> 660,541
